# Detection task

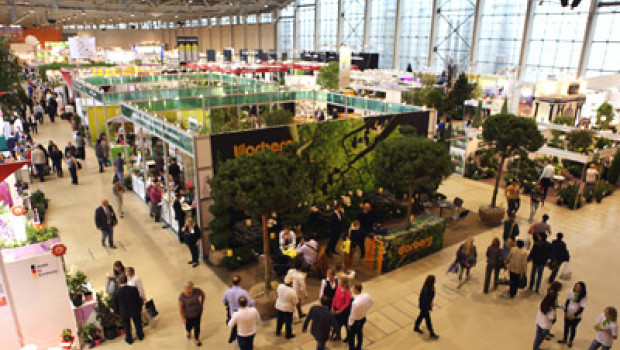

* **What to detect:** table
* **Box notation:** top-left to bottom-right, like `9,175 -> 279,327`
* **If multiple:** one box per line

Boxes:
437,200 -> 454,217
553,175 -> 566,190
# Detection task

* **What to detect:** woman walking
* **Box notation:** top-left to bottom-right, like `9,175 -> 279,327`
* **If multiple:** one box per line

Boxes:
112,177 -> 126,218
559,282 -> 587,348
49,144 -> 63,177
331,276 -> 352,341
483,237 -> 503,294
178,281 -> 205,347
588,307 -> 617,350
529,183 -> 544,223
182,217 -> 201,267
533,292 -> 557,350
414,275 -> 439,339
456,237 -> 477,288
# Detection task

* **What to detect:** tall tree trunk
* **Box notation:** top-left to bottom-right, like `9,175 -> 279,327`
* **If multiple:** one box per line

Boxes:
491,156 -> 506,208
406,186 -> 413,229
262,213 -> 272,291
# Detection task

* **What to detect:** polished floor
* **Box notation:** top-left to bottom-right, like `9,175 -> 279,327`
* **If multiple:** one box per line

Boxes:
32,120 -> 619,350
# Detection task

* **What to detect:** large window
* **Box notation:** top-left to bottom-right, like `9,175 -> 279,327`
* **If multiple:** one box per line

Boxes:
433,0 -> 476,72
369,0 -> 397,69
341,0 -> 364,50
318,0 -> 338,50
278,3 -> 295,59
523,0 -> 591,82
585,6 -> 620,77
398,0 -> 432,70
475,0 -> 527,75
297,2 -> 316,53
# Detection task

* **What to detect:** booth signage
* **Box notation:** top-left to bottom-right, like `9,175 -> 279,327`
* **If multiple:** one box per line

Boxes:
120,104 -> 194,155
51,243 -> 67,257
74,80 -> 102,101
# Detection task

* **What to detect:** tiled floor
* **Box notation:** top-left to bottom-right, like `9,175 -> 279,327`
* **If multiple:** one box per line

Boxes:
31,120 -> 620,350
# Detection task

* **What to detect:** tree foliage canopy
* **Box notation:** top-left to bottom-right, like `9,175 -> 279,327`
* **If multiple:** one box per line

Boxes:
566,129 -> 594,154
447,73 -> 477,117
482,114 -> 545,159
317,61 -> 339,90
263,108 -> 294,127
374,135 -> 454,195
0,37 -> 28,111
209,150 -> 309,218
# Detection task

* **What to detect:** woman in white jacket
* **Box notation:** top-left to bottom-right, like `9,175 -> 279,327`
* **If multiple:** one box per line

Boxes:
286,259 -> 308,319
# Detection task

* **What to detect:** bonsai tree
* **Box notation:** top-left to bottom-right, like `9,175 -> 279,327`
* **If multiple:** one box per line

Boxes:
607,152 -> 620,185
471,100 -> 484,128
482,114 -> 545,209
317,61 -> 339,90
566,129 -> 594,154
374,134 -> 454,228
597,102 -> 614,129
406,63 -> 413,73
500,97 -> 509,114
0,37 -> 28,111
209,150 -> 308,290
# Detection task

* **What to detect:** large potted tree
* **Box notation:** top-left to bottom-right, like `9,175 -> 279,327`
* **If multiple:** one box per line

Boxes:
374,131 -> 454,228
479,114 -> 544,226
209,150 -> 308,318
0,37 -> 28,112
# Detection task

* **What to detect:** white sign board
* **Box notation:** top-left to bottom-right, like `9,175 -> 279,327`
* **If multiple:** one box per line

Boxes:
68,37 -> 96,59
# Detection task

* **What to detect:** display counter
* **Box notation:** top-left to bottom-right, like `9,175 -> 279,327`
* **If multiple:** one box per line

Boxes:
363,216 -> 445,274
131,174 -> 146,201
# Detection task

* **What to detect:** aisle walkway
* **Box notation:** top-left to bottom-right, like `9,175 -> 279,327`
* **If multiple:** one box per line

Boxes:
30,120 -> 620,350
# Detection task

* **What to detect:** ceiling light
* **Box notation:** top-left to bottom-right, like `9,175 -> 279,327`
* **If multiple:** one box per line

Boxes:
561,0 -> 568,6
131,13 -> 135,17
571,0 -> 581,9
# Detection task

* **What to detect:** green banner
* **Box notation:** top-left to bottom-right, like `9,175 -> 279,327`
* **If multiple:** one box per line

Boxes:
120,104 -> 194,155
74,80 -> 103,101
377,216 -> 445,273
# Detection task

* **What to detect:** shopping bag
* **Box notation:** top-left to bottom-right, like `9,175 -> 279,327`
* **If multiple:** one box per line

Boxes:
282,248 -> 297,259
340,238 -> 351,254
145,299 -> 159,318
447,261 -> 459,274
559,262 -> 572,281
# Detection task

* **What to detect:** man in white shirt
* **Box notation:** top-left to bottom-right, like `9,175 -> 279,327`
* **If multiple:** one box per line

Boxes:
539,160 -> 555,204
228,296 -> 260,350
279,227 -> 296,252
275,274 -> 298,339
585,163 -> 599,186
126,267 -> 149,325
348,283 -> 373,350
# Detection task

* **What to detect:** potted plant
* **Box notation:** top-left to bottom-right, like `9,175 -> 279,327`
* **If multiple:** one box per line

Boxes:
66,270 -> 89,307
95,292 -> 121,339
60,328 -> 74,349
78,323 -> 103,348
479,114 -> 545,225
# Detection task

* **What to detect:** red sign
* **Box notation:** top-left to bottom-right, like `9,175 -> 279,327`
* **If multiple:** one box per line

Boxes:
11,205 -> 24,216
52,244 -> 67,257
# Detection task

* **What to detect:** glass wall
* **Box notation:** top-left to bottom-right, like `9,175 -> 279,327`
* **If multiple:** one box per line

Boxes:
341,0 -> 365,50
318,0 -> 339,50
522,0 -> 591,82
369,0 -> 397,69
475,0 -> 527,75
433,0 -> 475,72
297,1 -> 316,52
398,0 -> 432,71
278,3 -> 295,58
585,6 -> 620,77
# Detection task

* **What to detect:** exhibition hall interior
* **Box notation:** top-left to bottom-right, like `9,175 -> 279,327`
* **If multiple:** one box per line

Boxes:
1,0 -> 620,349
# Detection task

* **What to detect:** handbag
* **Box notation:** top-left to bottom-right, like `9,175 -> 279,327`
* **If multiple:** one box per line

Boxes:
340,228 -> 352,254
519,274 -> 528,289
559,262 -> 572,281
447,261 -> 459,274
145,299 -> 159,318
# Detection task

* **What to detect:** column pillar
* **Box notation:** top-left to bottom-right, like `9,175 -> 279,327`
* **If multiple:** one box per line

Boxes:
427,0 -> 439,70
362,0 -> 371,52
393,0 -> 402,69
314,0 -> 321,50
469,0 -> 485,72
337,0 -> 344,48
516,0 -> 536,81
577,0 -> 599,78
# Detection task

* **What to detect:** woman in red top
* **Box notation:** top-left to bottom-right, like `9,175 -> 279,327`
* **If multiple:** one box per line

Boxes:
331,276 -> 351,341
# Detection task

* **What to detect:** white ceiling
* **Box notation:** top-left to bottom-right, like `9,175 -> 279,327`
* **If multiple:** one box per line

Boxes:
0,0 -> 293,27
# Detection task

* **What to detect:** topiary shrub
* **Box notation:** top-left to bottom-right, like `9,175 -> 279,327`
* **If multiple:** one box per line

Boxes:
608,153 -> 620,185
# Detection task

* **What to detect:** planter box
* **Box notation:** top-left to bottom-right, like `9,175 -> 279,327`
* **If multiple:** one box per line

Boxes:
208,249 -> 225,266
478,205 -> 505,226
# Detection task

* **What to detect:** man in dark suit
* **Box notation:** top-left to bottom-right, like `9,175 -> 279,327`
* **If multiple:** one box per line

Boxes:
303,296 -> 337,350
173,192 -> 186,243
95,199 -> 118,248
112,274 -> 144,344
327,204 -> 344,256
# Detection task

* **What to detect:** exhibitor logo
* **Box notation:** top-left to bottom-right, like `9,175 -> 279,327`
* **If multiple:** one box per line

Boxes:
29,262 -> 59,279
233,140 -> 294,157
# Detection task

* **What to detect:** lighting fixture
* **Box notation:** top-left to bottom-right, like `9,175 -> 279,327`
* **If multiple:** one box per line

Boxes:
561,0 -> 568,6
131,13 -> 135,17
571,0 -> 581,9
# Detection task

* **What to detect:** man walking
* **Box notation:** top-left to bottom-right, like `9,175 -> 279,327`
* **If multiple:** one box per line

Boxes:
149,182 -> 163,223
528,233 -> 551,293
303,296 -> 337,350
539,160 -> 555,204
505,240 -> 528,298
348,283 -> 373,350
31,145 -> 46,182
173,192 -> 186,243
95,199 -> 118,248
327,204 -> 344,256
228,296 -> 260,350
95,139 -> 106,173
548,232 -> 570,283
112,274 -> 144,344
114,153 -> 125,182
222,275 -> 255,344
